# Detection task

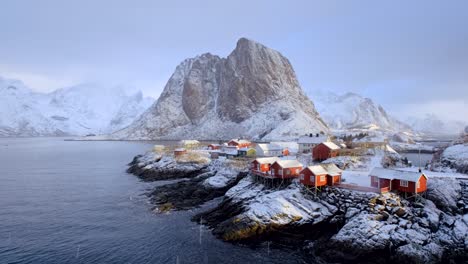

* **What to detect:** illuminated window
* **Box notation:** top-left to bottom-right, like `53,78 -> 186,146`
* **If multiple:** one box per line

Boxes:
320,176 -> 325,182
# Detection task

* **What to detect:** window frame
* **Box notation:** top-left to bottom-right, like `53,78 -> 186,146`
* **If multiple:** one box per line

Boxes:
400,180 -> 409,187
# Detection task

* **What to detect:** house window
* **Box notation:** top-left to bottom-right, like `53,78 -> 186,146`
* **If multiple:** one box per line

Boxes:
286,169 -> 290,175
417,181 -> 420,189
400,180 -> 408,187
320,175 -> 325,182
300,174 -> 304,180
278,170 -> 282,176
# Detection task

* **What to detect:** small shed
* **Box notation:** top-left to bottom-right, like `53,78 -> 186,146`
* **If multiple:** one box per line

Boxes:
174,148 -> 187,157
238,148 -> 256,157
312,142 -> 340,161
369,167 -> 428,194
270,160 -> 303,179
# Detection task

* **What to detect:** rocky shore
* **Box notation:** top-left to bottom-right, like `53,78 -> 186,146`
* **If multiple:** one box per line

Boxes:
127,152 -> 248,212
195,176 -> 468,263
127,151 -> 467,263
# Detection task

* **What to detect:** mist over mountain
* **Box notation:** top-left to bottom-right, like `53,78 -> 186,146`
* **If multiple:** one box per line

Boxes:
0,77 -> 154,137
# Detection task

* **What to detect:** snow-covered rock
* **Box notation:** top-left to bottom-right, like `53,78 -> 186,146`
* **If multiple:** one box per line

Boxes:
313,91 -> 412,134
112,38 -> 329,141
0,77 -> 154,136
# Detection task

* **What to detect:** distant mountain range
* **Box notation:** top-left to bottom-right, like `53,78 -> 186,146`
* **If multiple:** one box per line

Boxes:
2,39 -> 463,139
313,92 -> 413,133
0,77 -> 154,137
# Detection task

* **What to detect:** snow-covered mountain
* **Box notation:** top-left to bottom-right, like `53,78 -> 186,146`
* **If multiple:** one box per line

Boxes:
0,77 -> 154,137
313,92 -> 412,133
405,114 -> 466,136
112,38 -> 329,141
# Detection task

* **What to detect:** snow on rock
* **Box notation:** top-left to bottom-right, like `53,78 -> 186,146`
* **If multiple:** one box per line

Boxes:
313,91 -> 413,134
427,177 -> 462,214
112,38 -> 329,141
437,144 -> 468,174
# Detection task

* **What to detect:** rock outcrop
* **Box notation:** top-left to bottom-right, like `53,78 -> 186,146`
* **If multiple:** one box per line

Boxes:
113,38 -> 328,140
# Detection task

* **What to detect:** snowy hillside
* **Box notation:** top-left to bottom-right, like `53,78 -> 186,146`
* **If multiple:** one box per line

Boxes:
113,38 -> 329,141
0,77 -> 154,137
313,92 -> 411,133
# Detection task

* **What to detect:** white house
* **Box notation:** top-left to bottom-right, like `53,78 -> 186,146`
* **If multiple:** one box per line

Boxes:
255,143 -> 283,157
297,135 -> 330,153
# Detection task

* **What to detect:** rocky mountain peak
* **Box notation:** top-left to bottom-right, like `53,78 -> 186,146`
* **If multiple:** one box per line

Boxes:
114,38 -> 328,140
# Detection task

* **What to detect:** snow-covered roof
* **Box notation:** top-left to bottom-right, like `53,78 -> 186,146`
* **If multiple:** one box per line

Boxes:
385,144 -> 398,154
321,142 -> 340,150
180,140 -> 200,145
229,139 -> 251,144
274,159 -> 303,168
270,141 -> 299,152
305,165 -> 328,175
256,143 -> 283,152
224,148 -> 238,155
369,167 -> 427,182
298,135 -> 328,144
254,157 -> 280,164
320,163 -> 343,176
174,148 -> 186,152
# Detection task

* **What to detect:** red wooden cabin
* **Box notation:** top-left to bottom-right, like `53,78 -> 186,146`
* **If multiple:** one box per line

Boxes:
299,165 -> 328,187
208,144 -> 221,150
270,160 -> 303,179
228,139 -> 252,149
251,157 -> 280,174
369,168 -> 428,194
174,148 -> 187,157
312,142 -> 340,161
299,163 -> 343,187
321,163 -> 343,186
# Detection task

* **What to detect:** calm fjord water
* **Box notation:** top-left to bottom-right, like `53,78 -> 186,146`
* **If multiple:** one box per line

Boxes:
0,138 -> 307,264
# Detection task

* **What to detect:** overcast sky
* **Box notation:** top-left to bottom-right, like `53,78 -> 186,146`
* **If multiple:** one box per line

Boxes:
1,0 -> 467,122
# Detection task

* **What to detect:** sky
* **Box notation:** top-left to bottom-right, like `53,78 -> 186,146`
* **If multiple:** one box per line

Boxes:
1,0 -> 467,122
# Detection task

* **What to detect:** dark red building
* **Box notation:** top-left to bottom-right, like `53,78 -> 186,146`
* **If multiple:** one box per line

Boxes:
369,168 -> 428,194
312,142 -> 340,161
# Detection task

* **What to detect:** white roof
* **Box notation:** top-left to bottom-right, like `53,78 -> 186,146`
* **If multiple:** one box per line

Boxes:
230,139 -> 251,144
254,157 -> 280,164
224,149 -> 238,155
369,167 -> 427,182
320,163 -> 343,175
256,143 -> 283,152
298,135 -> 328,144
174,148 -> 186,152
270,141 -> 299,152
321,142 -> 340,150
274,160 -> 303,168
180,140 -> 200,145
305,165 -> 328,175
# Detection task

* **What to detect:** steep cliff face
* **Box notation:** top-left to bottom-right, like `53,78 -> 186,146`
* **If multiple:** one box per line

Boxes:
114,38 -> 328,140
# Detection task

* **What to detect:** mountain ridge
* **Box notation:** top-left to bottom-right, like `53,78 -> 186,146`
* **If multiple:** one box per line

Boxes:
112,38 -> 329,140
